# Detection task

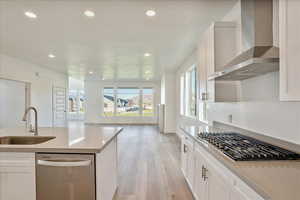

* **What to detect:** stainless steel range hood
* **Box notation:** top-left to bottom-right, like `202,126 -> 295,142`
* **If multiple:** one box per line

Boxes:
209,0 -> 279,81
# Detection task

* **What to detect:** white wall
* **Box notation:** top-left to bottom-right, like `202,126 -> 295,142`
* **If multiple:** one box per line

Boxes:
85,79 -> 160,124
161,72 -> 177,133
0,54 -> 68,127
0,79 -> 26,128
176,0 -> 300,145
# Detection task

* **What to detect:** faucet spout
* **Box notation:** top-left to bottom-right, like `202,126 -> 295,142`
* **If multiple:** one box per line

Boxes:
23,106 -> 38,136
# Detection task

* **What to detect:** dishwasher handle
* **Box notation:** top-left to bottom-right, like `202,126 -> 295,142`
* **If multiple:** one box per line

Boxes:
37,159 -> 91,167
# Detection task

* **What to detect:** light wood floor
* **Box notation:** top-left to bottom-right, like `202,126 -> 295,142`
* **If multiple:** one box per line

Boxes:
113,125 -> 194,200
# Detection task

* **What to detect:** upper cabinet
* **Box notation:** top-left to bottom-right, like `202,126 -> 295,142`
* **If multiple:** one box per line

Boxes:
279,0 -> 300,101
198,22 -> 240,102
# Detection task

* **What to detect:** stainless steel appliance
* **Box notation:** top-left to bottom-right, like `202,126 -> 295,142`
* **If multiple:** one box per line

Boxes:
36,153 -> 95,200
209,0 -> 280,81
197,132 -> 300,161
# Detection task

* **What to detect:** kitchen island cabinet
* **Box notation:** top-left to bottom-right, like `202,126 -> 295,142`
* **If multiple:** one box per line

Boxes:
0,153 -> 36,200
0,126 -> 123,200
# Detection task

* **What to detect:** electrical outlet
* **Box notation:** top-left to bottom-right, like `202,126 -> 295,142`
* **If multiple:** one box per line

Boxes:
228,114 -> 233,123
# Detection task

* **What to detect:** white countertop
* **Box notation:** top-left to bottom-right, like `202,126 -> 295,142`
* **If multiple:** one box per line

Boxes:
0,124 -> 123,153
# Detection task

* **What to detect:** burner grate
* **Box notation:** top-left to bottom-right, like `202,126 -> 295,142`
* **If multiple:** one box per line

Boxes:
197,132 -> 300,161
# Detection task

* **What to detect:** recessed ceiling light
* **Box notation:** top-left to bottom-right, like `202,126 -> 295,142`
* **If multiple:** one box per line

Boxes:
84,10 -> 95,18
146,10 -> 156,17
89,71 -> 94,74
48,54 -> 56,58
144,53 -> 151,57
24,11 -> 37,19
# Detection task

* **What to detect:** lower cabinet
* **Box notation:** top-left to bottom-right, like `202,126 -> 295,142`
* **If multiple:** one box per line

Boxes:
181,135 -> 195,190
181,134 -> 265,200
194,146 -> 208,200
206,160 -> 231,200
230,186 -> 252,200
96,137 -> 118,200
0,153 -> 36,200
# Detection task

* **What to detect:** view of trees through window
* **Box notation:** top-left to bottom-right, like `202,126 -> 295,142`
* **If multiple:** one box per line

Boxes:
103,87 -> 154,117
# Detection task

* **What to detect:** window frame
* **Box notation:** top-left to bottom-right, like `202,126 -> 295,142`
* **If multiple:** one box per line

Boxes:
180,64 -> 198,119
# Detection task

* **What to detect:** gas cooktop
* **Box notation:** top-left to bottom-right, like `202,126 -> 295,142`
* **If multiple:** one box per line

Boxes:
197,132 -> 300,161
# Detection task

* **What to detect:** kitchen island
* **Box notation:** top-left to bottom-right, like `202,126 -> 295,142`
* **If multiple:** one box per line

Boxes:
0,124 -> 123,200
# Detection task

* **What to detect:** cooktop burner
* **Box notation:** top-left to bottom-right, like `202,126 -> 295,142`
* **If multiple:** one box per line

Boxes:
197,132 -> 300,161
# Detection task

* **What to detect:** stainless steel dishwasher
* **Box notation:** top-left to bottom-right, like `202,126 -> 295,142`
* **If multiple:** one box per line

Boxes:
36,153 -> 95,200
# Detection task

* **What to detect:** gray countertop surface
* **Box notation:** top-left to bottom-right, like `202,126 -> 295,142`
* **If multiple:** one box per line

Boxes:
181,125 -> 300,200
0,124 -> 123,153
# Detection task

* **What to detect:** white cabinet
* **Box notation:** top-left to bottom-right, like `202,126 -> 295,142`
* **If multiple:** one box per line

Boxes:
230,186 -> 252,200
181,135 -> 188,176
197,22 -> 240,102
206,161 -> 231,200
186,138 -> 195,189
182,135 -> 265,200
279,0 -> 300,101
193,145 -> 231,200
0,153 -> 36,200
194,146 -> 208,200
96,137 -> 118,200
181,135 -> 195,191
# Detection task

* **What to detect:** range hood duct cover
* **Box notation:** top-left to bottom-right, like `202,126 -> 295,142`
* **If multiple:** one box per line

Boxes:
210,0 -> 279,81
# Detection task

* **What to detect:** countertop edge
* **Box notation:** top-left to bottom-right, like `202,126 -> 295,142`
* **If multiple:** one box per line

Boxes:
0,127 -> 124,154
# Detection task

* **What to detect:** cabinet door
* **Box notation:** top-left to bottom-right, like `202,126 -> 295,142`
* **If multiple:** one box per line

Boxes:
204,27 -> 216,103
206,166 -> 231,200
194,147 -> 208,200
96,137 -> 118,200
198,38 -> 208,121
230,186 -> 251,200
186,139 -> 195,190
279,0 -> 300,101
0,153 -> 36,200
181,136 -> 188,176
198,40 -> 208,102
201,22 -> 238,102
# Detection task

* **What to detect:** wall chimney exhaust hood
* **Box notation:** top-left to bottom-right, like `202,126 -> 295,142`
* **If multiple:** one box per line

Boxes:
209,0 -> 279,81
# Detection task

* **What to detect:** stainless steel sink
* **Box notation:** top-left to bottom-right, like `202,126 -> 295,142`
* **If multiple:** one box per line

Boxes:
0,136 -> 55,145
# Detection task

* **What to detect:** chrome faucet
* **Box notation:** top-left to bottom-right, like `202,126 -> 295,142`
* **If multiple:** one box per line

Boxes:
22,106 -> 38,136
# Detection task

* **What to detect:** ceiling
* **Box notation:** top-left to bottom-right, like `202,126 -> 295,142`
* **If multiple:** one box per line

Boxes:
0,0 -> 237,81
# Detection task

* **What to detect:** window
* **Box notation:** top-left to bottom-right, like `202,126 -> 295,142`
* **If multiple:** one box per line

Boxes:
103,87 -> 115,117
180,65 -> 197,117
142,88 -> 154,116
103,87 -> 154,117
180,75 -> 185,115
116,88 -> 140,116
189,67 -> 197,116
